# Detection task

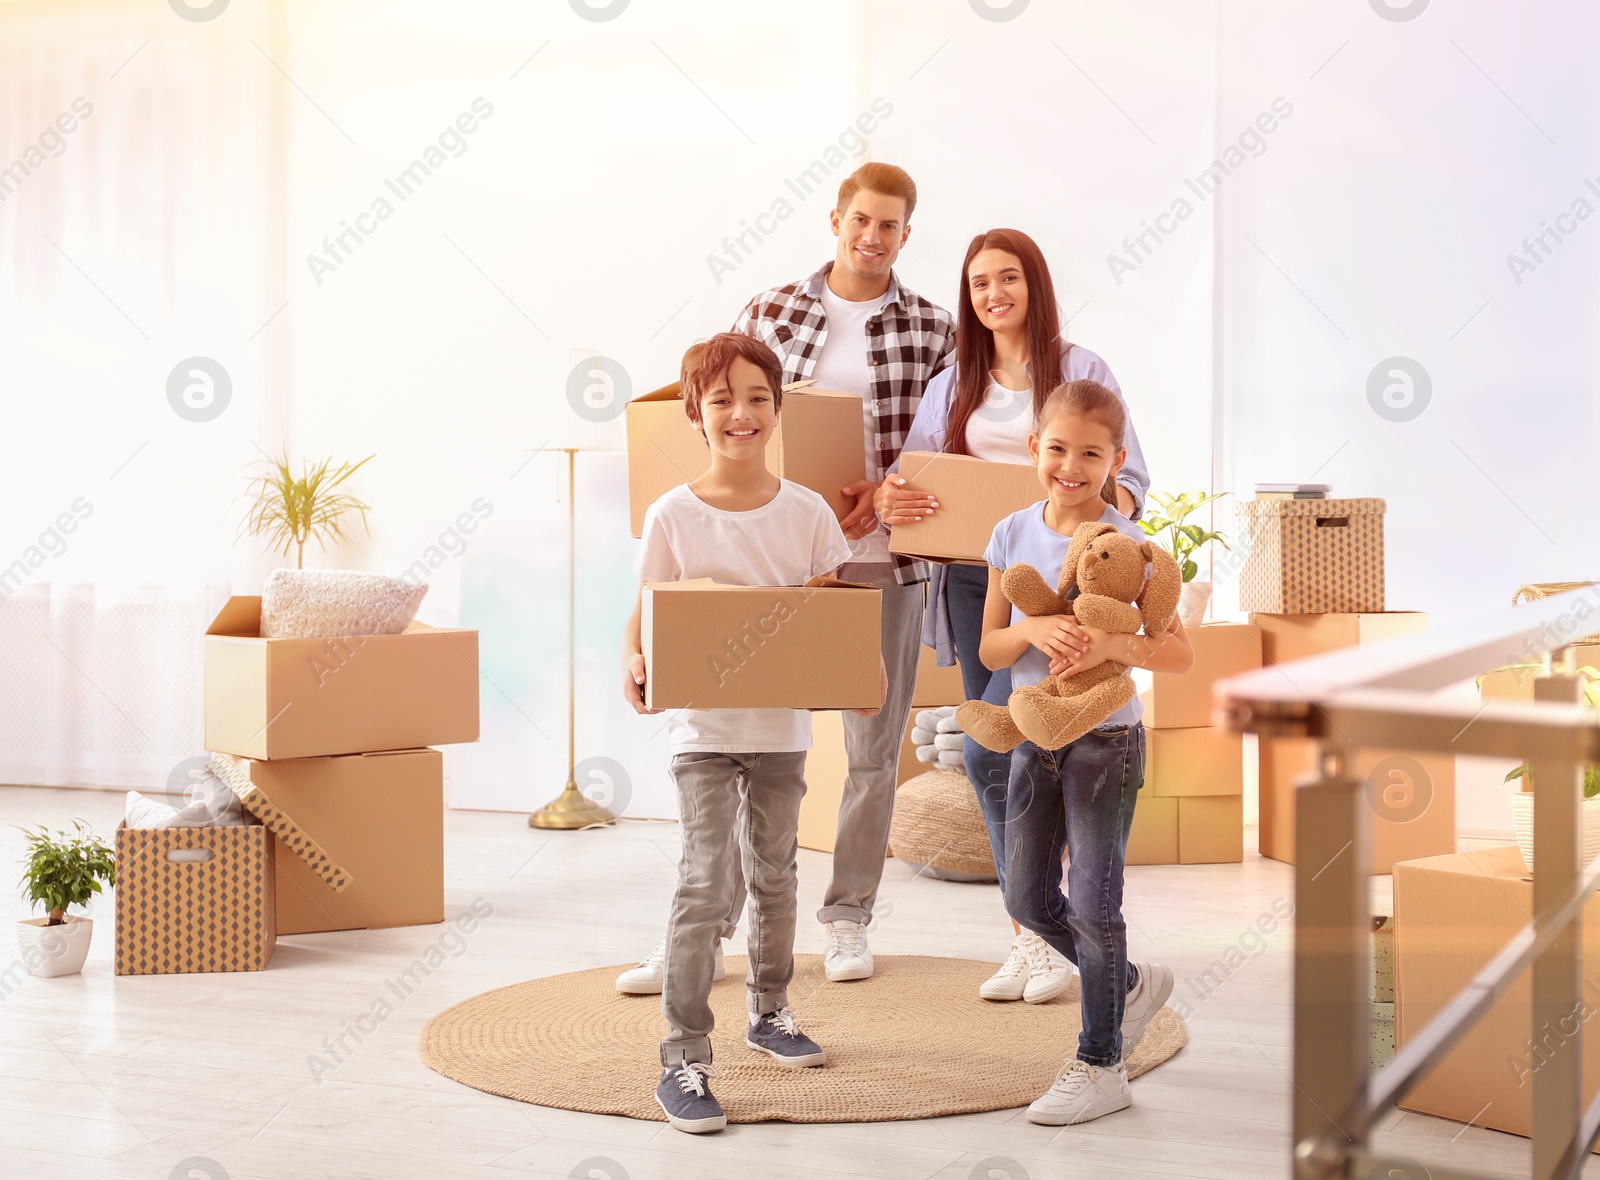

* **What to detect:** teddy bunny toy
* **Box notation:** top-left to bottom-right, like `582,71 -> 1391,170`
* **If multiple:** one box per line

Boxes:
956,520 -> 1181,754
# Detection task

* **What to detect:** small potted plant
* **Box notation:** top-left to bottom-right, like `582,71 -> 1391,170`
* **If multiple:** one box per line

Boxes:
1499,665 -> 1600,873
1139,491 -> 1231,626
17,821 -> 116,978
239,451 -> 374,569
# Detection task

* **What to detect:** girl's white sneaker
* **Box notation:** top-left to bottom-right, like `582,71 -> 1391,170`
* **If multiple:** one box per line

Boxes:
1026,1058 -> 1131,1126
1021,933 -> 1073,1003
977,934 -> 1032,1001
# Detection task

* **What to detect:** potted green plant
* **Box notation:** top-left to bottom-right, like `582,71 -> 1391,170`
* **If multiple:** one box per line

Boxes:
17,821 -> 116,977
1498,665 -> 1600,873
1138,491 -> 1231,626
238,451 -> 374,569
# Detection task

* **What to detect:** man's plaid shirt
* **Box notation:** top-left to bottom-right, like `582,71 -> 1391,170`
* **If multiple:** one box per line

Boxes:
732,262 -> 956,586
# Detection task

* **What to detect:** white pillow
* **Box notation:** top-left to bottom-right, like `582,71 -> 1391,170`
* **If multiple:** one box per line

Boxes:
260,569 -> 429,639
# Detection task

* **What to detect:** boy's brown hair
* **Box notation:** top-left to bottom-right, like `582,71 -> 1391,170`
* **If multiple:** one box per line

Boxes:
680,333 -> 785,434
836,162 -> 918,223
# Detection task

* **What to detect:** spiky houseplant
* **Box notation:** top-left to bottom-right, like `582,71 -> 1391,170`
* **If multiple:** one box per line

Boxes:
239,452 -> 374,569
19,821 -> 115,926
1139,491 -> 1231,583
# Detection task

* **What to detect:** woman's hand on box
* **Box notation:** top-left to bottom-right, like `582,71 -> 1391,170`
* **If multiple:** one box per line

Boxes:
838,480 -> 880,541
873,475 -> 938,526
623,654 -> 660,715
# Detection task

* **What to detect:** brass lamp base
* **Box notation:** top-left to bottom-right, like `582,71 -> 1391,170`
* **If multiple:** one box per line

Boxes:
528,782 -> 616,830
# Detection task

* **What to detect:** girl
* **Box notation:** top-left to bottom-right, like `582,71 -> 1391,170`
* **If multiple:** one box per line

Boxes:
875,229 -> 1151,1002
977,378 -> 1191,1125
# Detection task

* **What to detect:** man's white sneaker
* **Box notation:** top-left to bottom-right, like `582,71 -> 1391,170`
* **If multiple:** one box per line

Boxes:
1021,934 -> 1073,1004
977,934 -> 1031,1001
1026,1058 -> 1131,1126
1120,960 -> 1175,1060
615,937 -> 725,995
823,920 -> 873,982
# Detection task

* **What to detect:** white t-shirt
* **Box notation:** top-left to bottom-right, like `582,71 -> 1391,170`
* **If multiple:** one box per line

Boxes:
964,380 -> 1035,464
812,282 -> 891,565
635,480 -> 853,755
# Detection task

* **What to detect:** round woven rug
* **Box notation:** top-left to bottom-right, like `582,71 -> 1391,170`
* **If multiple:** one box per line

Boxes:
420,954 -> 1186,1123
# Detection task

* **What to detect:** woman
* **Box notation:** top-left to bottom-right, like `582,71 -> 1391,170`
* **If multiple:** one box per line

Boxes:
874,228 -> 1150,1003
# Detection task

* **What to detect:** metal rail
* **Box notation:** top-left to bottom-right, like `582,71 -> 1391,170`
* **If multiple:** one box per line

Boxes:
1215,587 -> 1600,1179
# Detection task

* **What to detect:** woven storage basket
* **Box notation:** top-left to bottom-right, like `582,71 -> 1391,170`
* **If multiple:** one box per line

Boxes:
1512,582 -> 1600,646
1236,496 -> 1385,614
890,769 -> 996,881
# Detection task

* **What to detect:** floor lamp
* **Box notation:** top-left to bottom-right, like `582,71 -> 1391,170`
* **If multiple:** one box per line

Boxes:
530,356 -> 626,830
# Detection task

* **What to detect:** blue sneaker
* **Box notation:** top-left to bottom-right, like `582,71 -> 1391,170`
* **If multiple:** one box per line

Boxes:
655,1061 -> 725,1133
746,1007 -> 827,1068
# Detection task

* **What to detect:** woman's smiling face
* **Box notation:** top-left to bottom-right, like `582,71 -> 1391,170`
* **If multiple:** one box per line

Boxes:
967,247 -> 1028,335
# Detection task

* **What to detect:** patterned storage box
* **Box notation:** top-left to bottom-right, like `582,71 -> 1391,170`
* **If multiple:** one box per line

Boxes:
1237,497 -> 1386,614
115,820 -> 277,975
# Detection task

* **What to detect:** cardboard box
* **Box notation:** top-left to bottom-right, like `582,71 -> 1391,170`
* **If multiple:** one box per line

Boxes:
912,644 -> 967,708
210,749 -> 443,935
1126,795 -> 1179,865
1140,621 -> 1262,729
204,597 -> 479,761
1147,727 -> 1244,798
626,381 -> 865,537
642,577 -> 882,710
115,819 -> 279,975
887,452 -> 1043,565
1258,740 -> 1456,873
1479,644 -> 1600,702
1178,795 -> 1243,863
1237,497 -> 1386,614
1395,846 -> 1600,1148
800,711 -> 849,854
1251,610 -> 1427,667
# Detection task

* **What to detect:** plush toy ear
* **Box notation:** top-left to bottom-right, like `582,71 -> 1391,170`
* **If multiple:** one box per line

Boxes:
1137,546 -> 1183,636
1060,521 -> 1118,596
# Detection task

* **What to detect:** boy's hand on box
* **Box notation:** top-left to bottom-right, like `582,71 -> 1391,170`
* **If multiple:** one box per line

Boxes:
623,654 -> 661,715
838,480 -> 880,541
873,475 -> 937,526
1019,614 -> 1086,661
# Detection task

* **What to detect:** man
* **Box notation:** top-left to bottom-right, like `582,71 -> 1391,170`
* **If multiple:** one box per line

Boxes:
617,161 -> 953,994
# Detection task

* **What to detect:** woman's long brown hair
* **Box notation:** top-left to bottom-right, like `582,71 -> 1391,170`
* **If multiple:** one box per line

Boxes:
945,228 -> 1071,456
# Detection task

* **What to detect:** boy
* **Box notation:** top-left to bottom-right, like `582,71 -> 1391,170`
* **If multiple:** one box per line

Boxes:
623,332 -> 867,1133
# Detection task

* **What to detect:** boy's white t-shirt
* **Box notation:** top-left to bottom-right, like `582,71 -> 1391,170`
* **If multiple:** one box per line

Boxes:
635,480 -> 853,755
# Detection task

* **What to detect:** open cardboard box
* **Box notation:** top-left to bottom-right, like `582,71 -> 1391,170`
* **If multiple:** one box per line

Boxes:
887,451 -> 1042,564
626,380 -> 865,537
642,576 -> 882,710
209,749 -> 443,935
115,762 -> 352,974
204,596 -> 479,760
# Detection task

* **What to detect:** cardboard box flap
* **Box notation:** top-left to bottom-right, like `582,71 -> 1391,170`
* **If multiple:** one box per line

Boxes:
206,753 -> 353,892
632,382 -> 684,403
804,575 -> 874,590
1239,497 -> 1386,519
207,596 -> 263,637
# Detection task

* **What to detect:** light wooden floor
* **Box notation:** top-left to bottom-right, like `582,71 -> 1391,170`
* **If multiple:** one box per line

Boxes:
0,785 -> 1581,1180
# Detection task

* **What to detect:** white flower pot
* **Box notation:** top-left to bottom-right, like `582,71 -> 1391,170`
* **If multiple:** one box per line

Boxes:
1509,788 -> 1600,875
16,915 -> 93,978
1178,580 -> 1213,628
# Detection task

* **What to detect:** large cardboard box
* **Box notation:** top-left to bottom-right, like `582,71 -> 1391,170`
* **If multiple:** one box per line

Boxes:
1258,741 -> 1456,873
886,452 -> 1043,565
1147,727 -> 1243,798
115,819 -> 279,975
1395,846 -> 1600,1149
912,644 -> 967,708
1251,610 -> 1427,666
1237,497 -> 1386,614
210,749 -> 444,935
642,578 -> 882,710
1126,795 -> 1179,865
1140,621 -> 1262,729
1178,795 -> 1243,863
626,381 -> 865,537
204,597 -> 479,761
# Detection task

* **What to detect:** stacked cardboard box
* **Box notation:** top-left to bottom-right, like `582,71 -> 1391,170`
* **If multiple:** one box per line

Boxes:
115,596 -> 480,974
1126,622 -> 1261,865
1251,613 -> 1456,873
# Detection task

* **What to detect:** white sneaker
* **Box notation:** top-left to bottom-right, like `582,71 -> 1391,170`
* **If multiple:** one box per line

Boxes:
1021,934 -> 1073,1004
1027,1058 -> 1131,1125
978,934 -> 1031,1001
823,920 -> 873,982
1120,960 -> 1175,1060
615,937 -> 725,995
